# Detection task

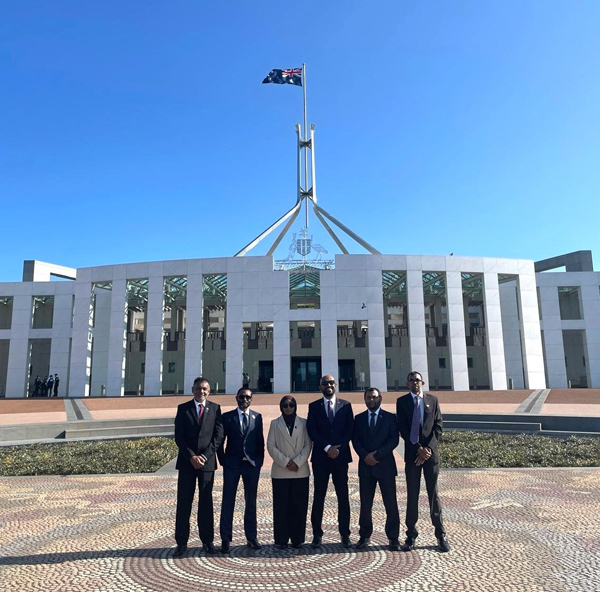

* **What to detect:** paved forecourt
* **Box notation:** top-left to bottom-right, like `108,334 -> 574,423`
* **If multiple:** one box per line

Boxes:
1,468 -> 599,592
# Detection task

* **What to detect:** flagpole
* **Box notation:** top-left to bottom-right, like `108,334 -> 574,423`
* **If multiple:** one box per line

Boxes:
302,63 -> 309,228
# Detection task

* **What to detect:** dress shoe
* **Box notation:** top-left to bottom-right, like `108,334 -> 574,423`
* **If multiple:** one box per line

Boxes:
247,538 -> 262,550
310,535 -> 322,549
220,541 -> 231,553
275,543 -> 288,550
401,537 -> 416,552
341,535 -> 351,548
355,537 -> 370,550
388,538 -> 401,552
437,537 -> 451,553
291,542 -> 303,549
173,544 -> 188,557
202,542 -> 217,554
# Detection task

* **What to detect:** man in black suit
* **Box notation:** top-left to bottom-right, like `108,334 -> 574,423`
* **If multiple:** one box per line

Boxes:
306,374 -> 354,549
218,387 -> 264,552
352,387 -> 400,551
174,377 -> 224,557
396,371 -> 450,553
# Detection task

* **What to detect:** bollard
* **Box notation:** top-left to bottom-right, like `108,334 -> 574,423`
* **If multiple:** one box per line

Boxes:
101,385 -> 106,397
568,380 -> 572,388
508,378 -> 514,390
434,379 -> 439,391
394,379 -> 399,391
175,383 -> 179,396
137,384 -> 142,396
215,382 -> 219,393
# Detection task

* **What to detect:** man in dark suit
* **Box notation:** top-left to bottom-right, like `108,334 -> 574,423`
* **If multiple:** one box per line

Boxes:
352,387 -> 400,551
174,377 -> 224,557
396,371 -> 450,553
218,387 -> 264,552
306,374 -> 354,549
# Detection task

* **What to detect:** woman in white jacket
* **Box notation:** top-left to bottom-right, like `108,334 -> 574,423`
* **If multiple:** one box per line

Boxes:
267,395 -> 312,549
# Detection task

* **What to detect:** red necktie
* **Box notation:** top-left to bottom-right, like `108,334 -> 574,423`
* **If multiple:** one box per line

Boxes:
198,404 -> 204,426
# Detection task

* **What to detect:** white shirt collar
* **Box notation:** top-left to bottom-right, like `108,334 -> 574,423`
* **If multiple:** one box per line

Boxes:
323,395 -> 337,407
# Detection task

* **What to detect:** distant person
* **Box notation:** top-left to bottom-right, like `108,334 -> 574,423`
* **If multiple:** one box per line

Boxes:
306,374 -> 354,549
218,388 -> 264,552
173,377 -> 224,558
41,377 -> 48,397
47,374 -> 54,397
33,376 -> 41,397
266,395 -> 312,549
352,387 -> 400,551
242,372 -> 250,389
53,374 -> 60,397
396,371 -> 450,553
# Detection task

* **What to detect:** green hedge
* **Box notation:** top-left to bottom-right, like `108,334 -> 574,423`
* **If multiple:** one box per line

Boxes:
0,432 -> 598,476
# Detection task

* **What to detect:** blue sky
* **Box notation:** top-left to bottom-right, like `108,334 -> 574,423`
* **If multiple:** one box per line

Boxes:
2,1 -> 600,281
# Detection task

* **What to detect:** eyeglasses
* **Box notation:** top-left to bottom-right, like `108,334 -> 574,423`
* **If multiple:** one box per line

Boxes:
408,378 -> 423,383
321,380 -> 335,386
238,395 -> 252,401
281,403 -> 296,409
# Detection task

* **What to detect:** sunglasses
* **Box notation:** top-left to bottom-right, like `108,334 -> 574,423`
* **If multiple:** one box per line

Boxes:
238,395 -> 252,401
281,403 -> 296,409
321,380 -> 335,386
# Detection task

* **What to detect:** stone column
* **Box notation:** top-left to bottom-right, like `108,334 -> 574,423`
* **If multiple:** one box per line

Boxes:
5,294 -> 32,398
537,284 -> 567,387
483,272 -> 507,390
406,269 -> 429,387
184,273 -> 203,392
144,276 -> 164,396
446,271 -> 469,390
580,283 -> 600,388
68,280 -> 94,397
106,279 -> 127,397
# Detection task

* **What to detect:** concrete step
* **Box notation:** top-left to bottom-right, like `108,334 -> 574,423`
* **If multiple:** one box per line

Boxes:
63,424 -> 174,439
445,421 -> 542,432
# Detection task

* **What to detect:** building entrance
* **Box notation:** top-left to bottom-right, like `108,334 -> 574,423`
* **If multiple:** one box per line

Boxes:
338,359 -> 356,391
291,358 -> 321,392
258,360 -> 274,393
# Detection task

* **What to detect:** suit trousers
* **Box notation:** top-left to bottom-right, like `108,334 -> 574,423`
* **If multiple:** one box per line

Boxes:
404,460 -> 445,539
175,469 -> 215,545
358,472 -> 400,540
272,477 -> 309,546
220,462 -> 261,543
311,461 -> 351,537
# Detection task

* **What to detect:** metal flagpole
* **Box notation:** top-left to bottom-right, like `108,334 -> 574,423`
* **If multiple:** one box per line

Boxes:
302,63 -> 309,228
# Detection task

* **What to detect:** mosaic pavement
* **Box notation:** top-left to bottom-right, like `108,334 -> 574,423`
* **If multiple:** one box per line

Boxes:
1,469 -> 599,591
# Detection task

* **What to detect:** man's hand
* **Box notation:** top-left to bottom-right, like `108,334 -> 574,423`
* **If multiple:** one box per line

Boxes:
414,446 -> 431,466
190,455 -> 205,469
286,460 -> 299,472
364,451 -> 379,466
327,445 -> 341,459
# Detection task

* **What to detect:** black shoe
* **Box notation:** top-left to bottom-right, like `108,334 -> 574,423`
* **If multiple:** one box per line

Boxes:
401,537 -> 416,552
202,542 -> 217,554
247,538 -> 262,550
173,544 -> 188,557
388,538 -> 401,552
341,535 -> 351,548
275,543 -> 288,550
220,541 -> 230,553
355,537 -> 370,550
291,542 -> 303,549
310,535 -> 322,549
437,537 -> 451,553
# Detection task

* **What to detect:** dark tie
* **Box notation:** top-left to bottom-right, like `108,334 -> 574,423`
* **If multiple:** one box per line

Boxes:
327,400 -> 334,424
369,411 -> 376,433
198,404 -> 204,426
242,412 -> 248,434
410,396 -> 421,444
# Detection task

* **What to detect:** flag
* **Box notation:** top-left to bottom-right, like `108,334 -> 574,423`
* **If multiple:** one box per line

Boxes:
262,67 -> 302,86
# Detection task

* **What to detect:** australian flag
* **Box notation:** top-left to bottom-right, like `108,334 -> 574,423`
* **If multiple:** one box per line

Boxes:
262,67 -> 303,86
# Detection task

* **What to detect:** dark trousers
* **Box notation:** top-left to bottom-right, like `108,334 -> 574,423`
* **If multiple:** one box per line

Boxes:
175,469 -> 215,545
311,461 -> 351,537
404,460 -> 445,539
358,472 -> 400,540
220,462 -> 260,543
272,477 -> 309,545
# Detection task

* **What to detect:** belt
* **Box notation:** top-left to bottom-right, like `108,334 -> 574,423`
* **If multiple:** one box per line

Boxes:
242,457 -> 248,461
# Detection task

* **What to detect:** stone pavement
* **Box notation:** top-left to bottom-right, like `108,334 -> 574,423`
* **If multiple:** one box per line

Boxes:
1,468 -> 599,591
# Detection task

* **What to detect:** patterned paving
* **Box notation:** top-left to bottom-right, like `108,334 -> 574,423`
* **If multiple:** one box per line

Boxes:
1,469 -> 599,591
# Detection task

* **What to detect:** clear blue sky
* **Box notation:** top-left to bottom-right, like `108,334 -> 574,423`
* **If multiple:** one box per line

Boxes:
2,1 -> 600,281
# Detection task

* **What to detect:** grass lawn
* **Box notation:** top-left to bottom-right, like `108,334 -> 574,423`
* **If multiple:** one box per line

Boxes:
0,432 -> 598,476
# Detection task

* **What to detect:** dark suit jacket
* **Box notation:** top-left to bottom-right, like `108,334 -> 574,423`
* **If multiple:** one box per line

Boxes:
174,399 -> 224,472
217,408 -> 264,469
352,408 -> 399,480
396,392 -> 443,464
306,397 -> 354,465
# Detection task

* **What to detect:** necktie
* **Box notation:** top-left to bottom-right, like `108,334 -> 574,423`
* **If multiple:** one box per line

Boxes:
327,400 -> 334,424
198,404 -> 204,426
410,396 -> 421,444
369,411 -> 376,432
242,412 -> 248,433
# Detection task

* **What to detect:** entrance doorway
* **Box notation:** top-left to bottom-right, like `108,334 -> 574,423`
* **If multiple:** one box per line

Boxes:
258,360 -> 274,393
338,359 -> 356,392
291,357 -> 322,392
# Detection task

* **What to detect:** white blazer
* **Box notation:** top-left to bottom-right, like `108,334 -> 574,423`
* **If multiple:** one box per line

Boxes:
267,415 -> 312,479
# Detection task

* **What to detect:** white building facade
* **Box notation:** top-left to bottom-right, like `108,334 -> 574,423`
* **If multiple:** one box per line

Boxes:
0,251 -> 598,398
